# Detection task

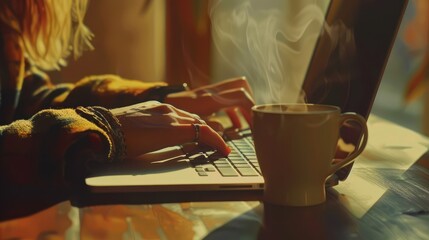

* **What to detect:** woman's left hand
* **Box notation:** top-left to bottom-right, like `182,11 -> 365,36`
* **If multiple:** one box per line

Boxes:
164,77 -> 255,129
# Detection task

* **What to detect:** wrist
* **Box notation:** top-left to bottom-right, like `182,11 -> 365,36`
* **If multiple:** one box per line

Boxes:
75,106 -> 126,162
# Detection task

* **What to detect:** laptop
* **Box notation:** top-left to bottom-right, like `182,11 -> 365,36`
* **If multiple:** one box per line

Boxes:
85,0 -> 408,194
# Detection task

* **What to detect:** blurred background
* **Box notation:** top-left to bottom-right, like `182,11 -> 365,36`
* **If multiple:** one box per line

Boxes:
49,0 -> 428,136
371,0 -> 428,134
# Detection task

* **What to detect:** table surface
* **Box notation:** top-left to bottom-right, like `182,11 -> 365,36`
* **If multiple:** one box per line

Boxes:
1,115 -> 429,240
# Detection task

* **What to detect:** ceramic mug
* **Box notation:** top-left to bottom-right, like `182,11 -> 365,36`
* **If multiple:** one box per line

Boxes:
252,103 -> 368,206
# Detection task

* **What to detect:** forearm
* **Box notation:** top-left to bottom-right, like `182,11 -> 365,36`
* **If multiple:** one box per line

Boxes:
0,106 -> 126,220
0,107 -> 124,187
59,74 -> 169,108
15,73 -> 171,119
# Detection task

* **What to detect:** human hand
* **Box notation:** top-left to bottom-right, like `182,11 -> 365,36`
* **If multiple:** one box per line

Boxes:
111,101 -> 230,159
164,77 -> 255,129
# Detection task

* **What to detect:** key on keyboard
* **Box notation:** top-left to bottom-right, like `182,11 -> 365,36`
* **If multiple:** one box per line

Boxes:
190,133 -> 261,177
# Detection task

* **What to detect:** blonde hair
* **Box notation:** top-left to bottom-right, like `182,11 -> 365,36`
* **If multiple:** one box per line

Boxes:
0,0 -> 94,70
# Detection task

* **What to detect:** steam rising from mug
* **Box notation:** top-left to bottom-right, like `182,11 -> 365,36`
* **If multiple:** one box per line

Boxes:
209,0 -> 329,104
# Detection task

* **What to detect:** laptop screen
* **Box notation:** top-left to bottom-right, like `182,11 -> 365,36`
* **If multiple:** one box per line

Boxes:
302,0 -> 408,180
303,0 -> 408,119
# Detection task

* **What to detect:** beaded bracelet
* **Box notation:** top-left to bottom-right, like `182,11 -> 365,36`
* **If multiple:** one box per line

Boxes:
76,106 -> 126,162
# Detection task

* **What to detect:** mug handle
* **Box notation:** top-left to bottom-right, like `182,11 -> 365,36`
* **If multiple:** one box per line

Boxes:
328,113 -> 369,175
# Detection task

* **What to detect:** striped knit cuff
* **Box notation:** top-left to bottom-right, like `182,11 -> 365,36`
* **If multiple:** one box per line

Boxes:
75,106 -> 126,162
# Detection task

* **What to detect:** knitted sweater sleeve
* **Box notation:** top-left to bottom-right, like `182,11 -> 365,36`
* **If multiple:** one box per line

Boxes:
0,107 -> 123,187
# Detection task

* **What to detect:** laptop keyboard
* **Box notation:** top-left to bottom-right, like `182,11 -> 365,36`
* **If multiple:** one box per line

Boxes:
189,129 -> 262,177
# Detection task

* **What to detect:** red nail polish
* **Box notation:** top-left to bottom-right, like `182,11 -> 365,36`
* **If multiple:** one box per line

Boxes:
226,146 -> 232,155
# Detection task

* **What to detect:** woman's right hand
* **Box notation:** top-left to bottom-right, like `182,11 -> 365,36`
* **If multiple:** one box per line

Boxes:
164,77 -> 255,129
111,101 -> 231,159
